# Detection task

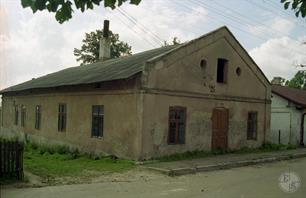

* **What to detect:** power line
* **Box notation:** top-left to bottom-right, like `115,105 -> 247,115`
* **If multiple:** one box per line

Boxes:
117,7 -> 164,45
263,0 -> 302,20
248,0 -> 306,28
189,0 -> 271,41
107,9 -> 158,48
186,0 -> 305,56
212,0 -> 301,40
120,8 -> 165,44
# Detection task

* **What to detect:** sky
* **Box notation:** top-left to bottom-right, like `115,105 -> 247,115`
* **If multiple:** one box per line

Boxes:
0,0 -> 305,90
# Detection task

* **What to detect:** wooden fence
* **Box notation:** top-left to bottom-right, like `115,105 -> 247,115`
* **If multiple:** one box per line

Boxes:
0,140 -> 24,180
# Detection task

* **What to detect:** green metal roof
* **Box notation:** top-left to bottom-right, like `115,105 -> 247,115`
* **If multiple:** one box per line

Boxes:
0,45 -> 179,93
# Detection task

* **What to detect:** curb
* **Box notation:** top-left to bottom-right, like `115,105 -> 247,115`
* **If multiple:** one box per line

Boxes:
145,152 -> 306,176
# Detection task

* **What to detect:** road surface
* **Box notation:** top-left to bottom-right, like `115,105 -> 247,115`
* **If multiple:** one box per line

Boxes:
2,158 -> 306,198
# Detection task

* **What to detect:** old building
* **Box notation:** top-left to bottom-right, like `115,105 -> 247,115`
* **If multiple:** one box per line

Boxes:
270,82 -> 306,146
0,24 -> 271,160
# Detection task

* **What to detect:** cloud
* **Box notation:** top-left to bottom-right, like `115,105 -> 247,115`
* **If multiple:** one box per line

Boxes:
247,17 -> 295,38
3,11 -> 80,89
271,17 -> 295,35
0,0 -> 209,89
249,36 -> 306,80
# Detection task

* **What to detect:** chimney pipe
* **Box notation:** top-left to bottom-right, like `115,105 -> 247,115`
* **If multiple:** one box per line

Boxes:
103,20 -> 109,38
99,20 -> 111,62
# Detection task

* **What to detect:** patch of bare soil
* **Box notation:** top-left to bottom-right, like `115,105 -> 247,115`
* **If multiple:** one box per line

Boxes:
51,167 -> 165,186
9,167 -> 166,188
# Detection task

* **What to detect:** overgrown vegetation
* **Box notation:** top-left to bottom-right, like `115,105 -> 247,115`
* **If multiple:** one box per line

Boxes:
155,142 -> 299,162
23,143 -> 134,180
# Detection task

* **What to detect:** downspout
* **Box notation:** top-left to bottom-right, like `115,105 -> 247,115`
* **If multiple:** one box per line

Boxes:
300,112 -> 306,146
263,86 -> 268,143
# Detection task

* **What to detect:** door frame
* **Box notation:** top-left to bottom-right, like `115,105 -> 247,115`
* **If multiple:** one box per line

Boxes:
211,108 -> 229,150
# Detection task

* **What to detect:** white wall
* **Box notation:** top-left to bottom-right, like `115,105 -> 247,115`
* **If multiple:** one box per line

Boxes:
270,93 -> 303,145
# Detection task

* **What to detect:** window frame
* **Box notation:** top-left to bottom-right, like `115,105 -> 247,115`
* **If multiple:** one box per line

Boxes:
35,105 -> 41,130
217,58 -> 228,84
58,103 -> 67,132
247,111 -> 258,140
168,106 -> 187,145
21,105 -> 26,127
91,105 -> 104,138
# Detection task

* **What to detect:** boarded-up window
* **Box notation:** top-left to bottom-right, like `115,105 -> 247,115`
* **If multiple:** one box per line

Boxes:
35,105 -> 41,130
217,58 -> 228,83
58,104 -> 67,132
21,105 -> 26,127
91,105 -> 104,138
247,112 -> 257,140
14,106 -> 19,125
168,106 -> 186,144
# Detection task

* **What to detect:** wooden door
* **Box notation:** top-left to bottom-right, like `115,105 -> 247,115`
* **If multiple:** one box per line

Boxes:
212,108 -> 229,150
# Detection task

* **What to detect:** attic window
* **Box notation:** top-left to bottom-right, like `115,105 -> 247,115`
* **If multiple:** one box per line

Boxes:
217,58 -> 228,83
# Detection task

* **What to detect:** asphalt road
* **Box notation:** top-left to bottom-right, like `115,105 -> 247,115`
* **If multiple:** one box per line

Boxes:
2,158 -> 306,198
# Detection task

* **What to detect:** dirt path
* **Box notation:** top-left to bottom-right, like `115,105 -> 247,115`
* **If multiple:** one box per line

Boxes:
5,167 -> 165,188
2,158 -> 306,198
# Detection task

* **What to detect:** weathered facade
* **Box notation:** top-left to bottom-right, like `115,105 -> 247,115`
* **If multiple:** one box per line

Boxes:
270,84 -> 306,145
0,27 -> 271,160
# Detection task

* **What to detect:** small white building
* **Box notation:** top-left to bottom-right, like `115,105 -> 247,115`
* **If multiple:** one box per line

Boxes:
271,84 -> 306,146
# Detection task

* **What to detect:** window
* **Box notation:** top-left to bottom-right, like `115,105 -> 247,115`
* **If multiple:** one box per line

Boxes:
58,104 -> 67,132
217,58 -> 228,83
247,112 -> 257,140
14,105 -> 19,125
168,106 -> 186,144
91,105 -> 104,138
35,105 -> 41,130
21,105 -> 26,127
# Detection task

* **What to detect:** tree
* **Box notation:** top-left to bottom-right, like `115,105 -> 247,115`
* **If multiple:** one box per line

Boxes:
286,70 -> 306,89
74,29 -> 132,65
281,0 -> 306,18
162,37 -> 181,47
20,0 -> 142,24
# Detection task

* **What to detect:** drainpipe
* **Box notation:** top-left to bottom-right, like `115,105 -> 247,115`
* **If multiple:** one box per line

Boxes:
300,112 -> 305,146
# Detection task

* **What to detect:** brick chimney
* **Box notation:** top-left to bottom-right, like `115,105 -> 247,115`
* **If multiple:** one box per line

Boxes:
271,77 -> 283,85
99,20 -> 111,61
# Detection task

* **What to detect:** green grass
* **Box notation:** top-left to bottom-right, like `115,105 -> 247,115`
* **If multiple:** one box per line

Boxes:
23,143 -> 135,179
155,142 -> 299,162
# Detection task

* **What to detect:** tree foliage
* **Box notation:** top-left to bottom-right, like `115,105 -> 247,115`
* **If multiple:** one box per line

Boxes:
286,70 -> 306,89
74,29 -> 132,65
281,0 -> 306,18
162,37 -> 181,47
20,0 -> 142,23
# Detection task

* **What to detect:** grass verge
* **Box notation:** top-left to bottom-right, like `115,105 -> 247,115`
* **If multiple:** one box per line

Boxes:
24,143 -> 135,180
155,142 -> 299,162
